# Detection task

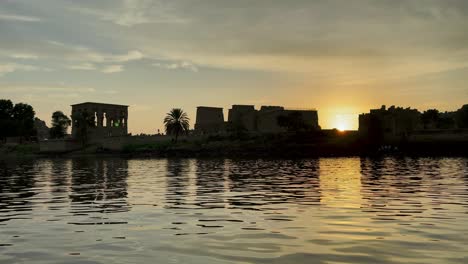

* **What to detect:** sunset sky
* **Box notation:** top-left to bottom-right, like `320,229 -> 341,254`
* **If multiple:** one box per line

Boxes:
1,0 -> 467,133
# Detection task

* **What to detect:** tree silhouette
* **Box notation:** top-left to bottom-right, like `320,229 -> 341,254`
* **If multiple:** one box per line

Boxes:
164,108 -> 190,143
0,99 -> 14,140
12,103 -> 36,141
50,111 -> 71,139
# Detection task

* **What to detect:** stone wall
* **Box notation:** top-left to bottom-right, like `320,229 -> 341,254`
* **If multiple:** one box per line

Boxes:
257,108 -> 285,133
228,105 -> 257,131
282,109 -> 319,130
194,107 -> 225,134
228,105 -> 319,133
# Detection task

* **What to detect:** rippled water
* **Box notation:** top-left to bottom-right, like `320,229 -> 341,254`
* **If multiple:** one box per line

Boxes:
1,157 -> 467,264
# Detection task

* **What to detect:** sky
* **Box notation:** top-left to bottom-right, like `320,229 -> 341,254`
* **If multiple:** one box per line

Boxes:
1,0 -> 467,133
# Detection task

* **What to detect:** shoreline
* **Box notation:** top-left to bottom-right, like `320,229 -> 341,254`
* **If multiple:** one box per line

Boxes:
2,146 -> 467,160
2,131 -> 468,160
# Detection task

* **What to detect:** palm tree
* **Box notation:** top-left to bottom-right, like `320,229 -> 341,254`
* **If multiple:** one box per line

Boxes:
164,108 -> 190,143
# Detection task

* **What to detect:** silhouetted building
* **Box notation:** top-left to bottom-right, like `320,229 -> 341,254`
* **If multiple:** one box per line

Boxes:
228,105 -> 257,131
359,105 -> 422,142
194,104 -> 319,134
71,102 -> 128,140
257,106 -> 319,133
228,105 -> 319,133
456,104 -> 468,128
194,106 -> 225,134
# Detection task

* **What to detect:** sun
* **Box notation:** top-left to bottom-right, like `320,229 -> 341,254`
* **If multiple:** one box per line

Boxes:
334,114 -> 356,131
336,123 -> 347,132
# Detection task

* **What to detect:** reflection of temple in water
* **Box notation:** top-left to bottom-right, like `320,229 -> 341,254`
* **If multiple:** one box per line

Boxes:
359,157 -> 433,217
227,160 -> 321,209
70,158 -> 129,214
195,159 -> 227,209
0,160 -> 38,220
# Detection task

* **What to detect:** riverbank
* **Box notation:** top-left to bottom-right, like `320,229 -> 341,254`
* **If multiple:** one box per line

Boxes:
2,131 -> 468,159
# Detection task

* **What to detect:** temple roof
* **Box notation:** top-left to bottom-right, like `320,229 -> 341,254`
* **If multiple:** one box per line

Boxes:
71,102 -> 128,107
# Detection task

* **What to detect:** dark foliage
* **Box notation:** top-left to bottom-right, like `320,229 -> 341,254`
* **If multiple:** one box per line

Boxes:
0,99 -> 36,141
164,108 -> 190,143
49,111 -> 71,139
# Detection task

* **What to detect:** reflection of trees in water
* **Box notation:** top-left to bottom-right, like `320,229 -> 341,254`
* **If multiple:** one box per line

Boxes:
227,159 -> 321,210
195,159 -> 227,209
0,160 -> 37,220
69,158 -> 129,214
165,159 -> 191,208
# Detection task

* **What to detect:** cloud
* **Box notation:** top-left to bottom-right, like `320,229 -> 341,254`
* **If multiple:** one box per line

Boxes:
48,44 -> 144,63
101,65 -> 123,73
67,63 -> 96,70
63,47 -> 144,63
0,63 -> 41,76
71,0 -> 187,27
0,85 -> 96,93
1,1 -> 466,85
152,61 -> 198,72
10,53 -> 39,60
112,50 -> 144,62
0,13 -> 41,22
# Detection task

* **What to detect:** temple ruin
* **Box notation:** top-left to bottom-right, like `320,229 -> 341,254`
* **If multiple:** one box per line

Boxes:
71,102 -> 128,140
194,104 -> 319,134
194,106 -> 225,134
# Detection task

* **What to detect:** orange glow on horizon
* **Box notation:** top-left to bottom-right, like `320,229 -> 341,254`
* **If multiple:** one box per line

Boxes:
333,113 -> 357,131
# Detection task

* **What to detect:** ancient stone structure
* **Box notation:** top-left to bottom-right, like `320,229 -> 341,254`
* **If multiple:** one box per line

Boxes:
194,106 -> 225,134
71,102 -> 128,140
194,104 -> 319,134
257,106 -> 319,133
228,105 -> 257,131
359,105 -> 422,140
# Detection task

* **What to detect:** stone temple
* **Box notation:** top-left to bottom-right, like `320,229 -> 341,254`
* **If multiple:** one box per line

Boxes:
194,106 -> 225,134
71,102 -> 128,140
194,104 -> 319,134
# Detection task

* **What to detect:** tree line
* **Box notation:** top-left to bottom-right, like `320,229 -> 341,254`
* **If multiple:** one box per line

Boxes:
0,99 -> 73,142
0,99 -> 36,141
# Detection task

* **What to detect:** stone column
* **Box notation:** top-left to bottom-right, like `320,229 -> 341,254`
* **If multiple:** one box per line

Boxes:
106,114 -> 111,128
97,111 -> 103,127
124,110 -> 128,134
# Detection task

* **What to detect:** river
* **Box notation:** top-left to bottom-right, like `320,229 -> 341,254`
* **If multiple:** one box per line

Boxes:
1,157 -> 467,263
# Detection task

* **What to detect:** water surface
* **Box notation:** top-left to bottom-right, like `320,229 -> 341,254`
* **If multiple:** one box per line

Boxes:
1,157 -> 467,263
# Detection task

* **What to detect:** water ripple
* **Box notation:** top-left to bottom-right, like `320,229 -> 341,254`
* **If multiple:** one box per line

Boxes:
0,157 -> 467,263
